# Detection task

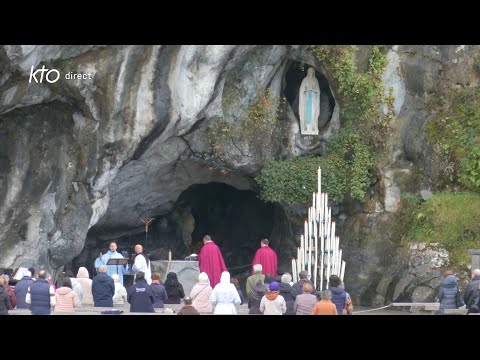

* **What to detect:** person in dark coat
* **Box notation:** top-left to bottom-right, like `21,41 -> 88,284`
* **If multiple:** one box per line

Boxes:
164,272 -> 185,304
177,296 -> 200,315
26,270 -> 55,315
92,265 -> 115,307
230,277 -> 244,305
127,271 -> 155,313
464,269 -> 480,312
328,275 -> 347,315
248,279 -> 267,315
293,271 -> 316,296
151,272 -> 168,308
279,273 -> 296,315
0,277 -> 11,315
14,271 -> 34,309
438,274 -> 459,314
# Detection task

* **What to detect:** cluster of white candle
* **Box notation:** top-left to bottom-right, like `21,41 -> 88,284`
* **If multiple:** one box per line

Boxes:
291,167 -> 345,290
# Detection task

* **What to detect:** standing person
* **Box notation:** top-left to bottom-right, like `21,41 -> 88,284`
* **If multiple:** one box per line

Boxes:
210,271 -> 241,315
54,278 -> 79,313
76,267 -> 94,305
464,269 -> 480,313
230,277 -> 244,305
279,273 -> 296,315
0,277 -> 11,315
190,272 -> 213,314
92,265 -> 115,307
1,275 -> 16,310
150,273 -> 168,308
438,274 -> 459,315
259,281 -> 286,315
294,283 -> 317,315
293,271 -> 316,296
198,235 -> 227,288
312,290 -> 338,315
246,264 -> 265,296
26,270 -> 56,315
252,239 -> 278,276
13,270 -> 33,309
127,271 -> 155,313
112,274 -> 128,305
65,270 -> 83,307
164,272 -> 185,304
328,275 -> 347,316
94,242 -> 129,285
132,244 -> 152,285
248,279 -> 267,315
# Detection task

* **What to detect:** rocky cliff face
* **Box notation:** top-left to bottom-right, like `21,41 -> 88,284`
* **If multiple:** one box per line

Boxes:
0,45 -> 478,304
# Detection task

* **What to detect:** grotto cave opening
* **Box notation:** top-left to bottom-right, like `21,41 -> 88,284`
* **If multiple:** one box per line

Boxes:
71,182 -> 295,283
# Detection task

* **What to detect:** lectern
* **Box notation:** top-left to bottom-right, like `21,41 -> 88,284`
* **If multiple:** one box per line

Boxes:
106,258 -> 129,282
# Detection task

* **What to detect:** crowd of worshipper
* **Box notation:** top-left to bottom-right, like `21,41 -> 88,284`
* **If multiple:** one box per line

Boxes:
0,233 -> 351,315
2,232 -> 480,315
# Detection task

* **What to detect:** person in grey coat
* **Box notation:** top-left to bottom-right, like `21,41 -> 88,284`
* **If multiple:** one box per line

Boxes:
438,274 -> 459,315
464,269 -> 480,312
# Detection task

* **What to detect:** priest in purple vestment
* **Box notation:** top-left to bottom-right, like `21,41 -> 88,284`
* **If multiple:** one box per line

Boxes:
198,235 -> 227,288
252,239 -> 277,276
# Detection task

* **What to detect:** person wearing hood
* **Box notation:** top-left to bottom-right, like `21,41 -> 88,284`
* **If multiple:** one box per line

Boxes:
112,274 -> 128,305
210,271 -> 241,314
260,281 -> 286,315
328,275 -> 347,315
190,272 -> 212,313
92,265 -> 115,307
248,279 -> 267,315
279,273 -> 296,315
438,274 -> 460,315
164,272 -> 185,304
14,270 -> 34,309
0,277 -> 11,315
54,277 -> 79,313
76,267 -> 94,305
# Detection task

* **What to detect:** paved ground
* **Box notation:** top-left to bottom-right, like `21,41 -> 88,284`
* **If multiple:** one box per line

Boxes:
9,303 -> 416,315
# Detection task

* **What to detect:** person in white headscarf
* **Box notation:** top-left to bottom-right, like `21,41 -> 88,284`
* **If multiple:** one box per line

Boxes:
210,271 -> 241,315
112,274 -> 127,305
190,272 -> 213,313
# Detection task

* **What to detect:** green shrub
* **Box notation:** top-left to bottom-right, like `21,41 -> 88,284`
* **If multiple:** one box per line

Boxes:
256,129 -> 375,205
427,86 -> 480,191
406,192 -> 480,266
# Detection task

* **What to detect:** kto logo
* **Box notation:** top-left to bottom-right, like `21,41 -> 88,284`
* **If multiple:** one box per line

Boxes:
29,65 -> 60,83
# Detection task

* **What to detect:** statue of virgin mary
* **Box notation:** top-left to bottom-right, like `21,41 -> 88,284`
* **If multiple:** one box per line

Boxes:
299,67 -> 320,135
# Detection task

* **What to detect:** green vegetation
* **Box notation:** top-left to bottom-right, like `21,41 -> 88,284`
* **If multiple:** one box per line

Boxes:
256,46 -> 389,206
209,89 -> 286,161
427,86 -> 480,191
405,192 -> 480,266
311,45 -> 389,149
255,130 -> 375,205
